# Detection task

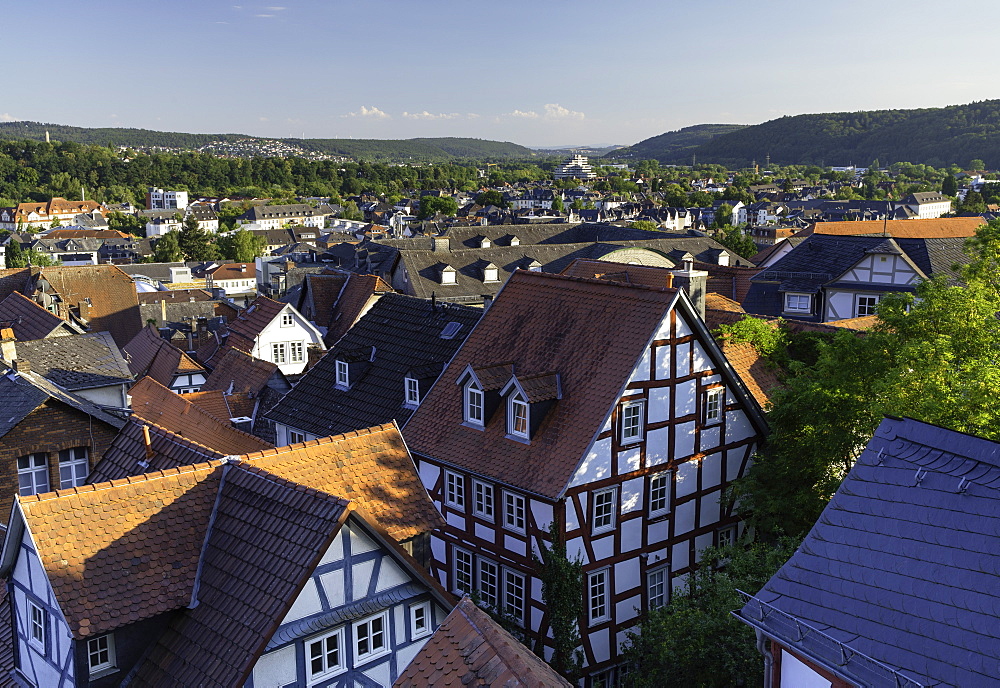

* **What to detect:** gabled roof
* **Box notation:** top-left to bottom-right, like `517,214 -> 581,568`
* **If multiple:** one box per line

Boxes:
394,597 -> 572,687
0,291 -> 83,340
128,377 -> 271,455
31,265 -> 143,347
321,273 -> 394,345
807,217 -> 983,238
201,347 -> 282,395
0,368 -> 126,438
267,293 -> 481,438
225,295 -> 286,341
13,331 -> 132,390
122,325 -> 204,385
737,417 -> 1000,687
88,416 -> 225,483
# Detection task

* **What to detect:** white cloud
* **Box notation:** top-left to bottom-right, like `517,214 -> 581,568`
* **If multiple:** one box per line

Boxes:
402,111 -> 461,120
265,5 -> 287,10
467,113 -> 481,120
344,106 -> 391,120
259,116 -> 270,122
255,13 -> 274,17
0,113 -> 15,122
509,109 -> 539,119
543,103 -> 585,120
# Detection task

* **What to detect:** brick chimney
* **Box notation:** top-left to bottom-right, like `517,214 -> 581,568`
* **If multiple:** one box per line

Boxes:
0,327 -> 15,363
12,359 -> 30,374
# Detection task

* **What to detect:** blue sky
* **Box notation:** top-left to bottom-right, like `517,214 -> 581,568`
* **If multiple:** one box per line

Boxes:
5,0 -> 1000,147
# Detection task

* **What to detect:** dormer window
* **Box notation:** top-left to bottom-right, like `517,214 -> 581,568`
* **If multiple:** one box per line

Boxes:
483,263 -> 500,283
441,265 -> 457,285
465,383 -> 484,426
335,360 -> 349,389
527,259 -> 542,272
508,393 -> 529,439
479,237 -> 492,248
510,236 -> 520,246
404,376 -> 420,407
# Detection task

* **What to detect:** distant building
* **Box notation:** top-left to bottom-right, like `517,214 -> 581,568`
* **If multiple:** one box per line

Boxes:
0,198 -> 105,231
900,191 -> 952,219
553,154 -> 596,179
145,187 -> 189,211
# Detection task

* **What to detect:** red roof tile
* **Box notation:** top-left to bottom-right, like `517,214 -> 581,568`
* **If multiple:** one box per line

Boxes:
201,347 -> 280,394
226,295 -> 284,342
123,325 -> 204,385
806,217 -> 984,238
323,273 -> 393,345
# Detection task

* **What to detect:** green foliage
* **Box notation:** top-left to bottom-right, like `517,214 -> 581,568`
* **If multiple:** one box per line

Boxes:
621,537 -> 800,688
631,220 -> 660,231
716,226 -> 758,259
5,239 -> 24,267
417,195 -> 458,219
340,201 -> 364,222
534,521 -> 583,682
153,231 -> 183,263
733,219 -> 1000,536
960,190 -> 986,214
106,211 -> 145,236
551,195 -> 564,212
606,124 -> 749,163
713,203 -> 734,229
475,190 -> 508,208
941,173 -> 958,196
178,215 -> 220,261
717,316 -> 788,364
219,228 -> 266,263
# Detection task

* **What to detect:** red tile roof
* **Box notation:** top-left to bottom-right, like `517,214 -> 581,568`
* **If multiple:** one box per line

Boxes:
201,347 -> 280,394
404,270 -> 679,498
123,325 -> 204,385
184,389 -> 234,420
226,295 -> 285,342
806,217 -> 984,238
88,416 -> 225,483
34,265 -> 143,347
206,262 -> 256,279
128,377 -> 271,455
721,340 -> 782,409
394,597 -> 572,687
323,273 -> 393,345
0,291 -> 78,340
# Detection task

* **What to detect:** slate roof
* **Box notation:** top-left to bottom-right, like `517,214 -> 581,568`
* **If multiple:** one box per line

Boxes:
404,270 -> 766,498
128,377 -> 271,455
737,416 -> 1000,687
13,331 -> 132,390
267,293 -> 481,438
0,291 -> 82,340
394,597 -> 572,688
0,368 -> 126,438
123,325 -> 205,386
88,416 -> 225,483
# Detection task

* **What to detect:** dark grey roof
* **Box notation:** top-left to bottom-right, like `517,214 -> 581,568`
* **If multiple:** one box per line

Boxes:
0,368 -> 126,438
266,293 -> 481,437
737,417 -> 1000,688
14,332 -> 133,390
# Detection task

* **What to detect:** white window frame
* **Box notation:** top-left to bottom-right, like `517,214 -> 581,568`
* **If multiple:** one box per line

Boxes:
472,480 -> 494,521
271,342 -> 287,365
288,341 -> 304,363
353,611 -> 389,663
280,312 -> 294,327
484,266 -> 499,282
409,601 -> 432,640
27,600 -> 45,652
288,429 -> 307,445
621,400 -> 644,444
503,491 -> 526,533
18,453 -> 48,497
647,567 -> 669,610
649,471 -> 671,517
592,488 -> 617,534
441,267 -> 457,285
503,568 -> 526,626
444,470 -> 465,509
784,292 -> 811,313
58,447 -> 88,489
87,633 -> 116,676
453,546 -> 474,595
306,627 -> 345,683
704,387 -> 724,425
335,360 -> 349,389
464,383 -> 484,427
477,558 -> 499,609
404,376 -> 420,407
508,392 -> 529,439
855,293 -> 880,317
589,568 -> 610,624
717,524 -> 738,548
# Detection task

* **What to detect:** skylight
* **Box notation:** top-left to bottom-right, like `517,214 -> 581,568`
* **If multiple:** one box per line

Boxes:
440,322 -> 462,340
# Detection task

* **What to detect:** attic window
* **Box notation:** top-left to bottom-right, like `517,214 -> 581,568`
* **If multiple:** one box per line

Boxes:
440,322 -> 463,340
464,382 -> 484,427
404,375 -> 420,407
335,360 -> 349,389
483,264 -> 500,283
441,266 -> 457,285
479,237 -> 492,248
508,393 -> 529,439
510,236 -> 520,246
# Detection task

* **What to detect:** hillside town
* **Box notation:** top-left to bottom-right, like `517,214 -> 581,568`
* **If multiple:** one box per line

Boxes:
0,149 -> 997,688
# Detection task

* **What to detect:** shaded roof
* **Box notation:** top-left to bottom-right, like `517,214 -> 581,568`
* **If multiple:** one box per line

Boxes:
320,273 -> 394,345
201,347 -> 282,395
88,416 -> 225,483
123,325 -> 205,386
226,295 -> 285,341
404,271 -> 684,497
128,377 -> 271,455
0,291 -> 82,340
32,265 -> 143,347
0,368 -> 126,438
559,257 -> 676,289
720,340 -> 781,409
13,331 -> 132,390
808,217 -> 983,238
823,314 -> 879,331
394,597 -> 572,688
738,417 -> 1000,687
267,293 -> 481,438
241,423 -> 443,542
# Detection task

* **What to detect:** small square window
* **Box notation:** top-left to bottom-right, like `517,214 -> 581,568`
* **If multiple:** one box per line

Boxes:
473,480 -> 494,520
353,611 -> 389,663
592,488 -> 617,534
856,295 -> 879,317
649,472 -> 671,516
288,429 -> 307,444
503,492 -> 526,532
280,312 -> 294,327
647,567 -> 669,610
335,360 -> 349,388
784,293 -> 811,313
589,569 -> 609,623
717,524 -> 738,548
410,601 -> 432,639
621,400 -> 644,444
87,633 -> 116,675
445,471 -> 465,509
704,388 -> 724,424
306,627 -> 344,683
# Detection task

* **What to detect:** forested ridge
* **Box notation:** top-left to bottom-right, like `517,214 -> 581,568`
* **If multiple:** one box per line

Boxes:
613,100 -> 1000,168
0,122 -> 534,162
605,124 -> 748,162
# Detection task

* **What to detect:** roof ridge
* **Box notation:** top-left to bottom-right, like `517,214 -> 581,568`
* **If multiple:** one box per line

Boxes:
129,415 -> 228,458
240,422 -> 397,460
226,459 -> 353,510
20,460 -> 220,505
513,268 -> 677,295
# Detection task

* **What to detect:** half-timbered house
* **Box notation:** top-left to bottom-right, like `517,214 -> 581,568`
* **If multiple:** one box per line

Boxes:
403,269 -> 768,683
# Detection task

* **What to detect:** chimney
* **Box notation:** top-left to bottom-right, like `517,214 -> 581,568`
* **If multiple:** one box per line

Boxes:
671,261 -> 708,321
0,328 -> 15,362
12,359 -> 30,374
432,236 -> 450,253
160,298 -> 167,325
240,264 -> 247,272
77,300 -> 92,323
142,424 -> 155,461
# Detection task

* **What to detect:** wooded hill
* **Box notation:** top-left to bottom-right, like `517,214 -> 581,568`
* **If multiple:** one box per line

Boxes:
606,124 -> 747,163
608,101 -> 1000,168
0,122 -> 535,162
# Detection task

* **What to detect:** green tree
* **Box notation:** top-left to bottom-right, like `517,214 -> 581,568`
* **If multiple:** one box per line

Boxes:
107,211 -> 146,236
340,201 -> 363,222
5,238 -> 24,268
535,522 -> 583,682
417,195 -> 459,219
960,190 -> 987,214
716,226 -> 758,259
621,537 -> 800,688
713,203 -> 734,229
941,174 -> 958,196
475,190 -> 508,208
970,159 -> 986,171
153,231 -> 183,262
632,220 -> 661,232
178,215 -> 220,261
732,220 -> 1000,536
219,228 -> 266,262
551,195 -> 564,213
